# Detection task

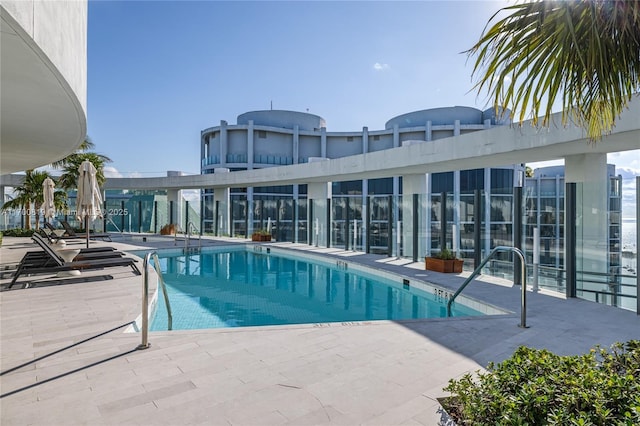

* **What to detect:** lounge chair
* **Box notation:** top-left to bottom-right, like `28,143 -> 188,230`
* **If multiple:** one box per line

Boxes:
60,220 -> 112,242
31,233 -> 121,257
9,235 -> 140,288
40,224 -> 87,243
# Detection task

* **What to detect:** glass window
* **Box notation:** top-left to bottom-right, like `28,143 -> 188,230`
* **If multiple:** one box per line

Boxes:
368,178 -> 393,195
332,180 -> 362,195
431,172 -> 453,193
460,168 -> 484,192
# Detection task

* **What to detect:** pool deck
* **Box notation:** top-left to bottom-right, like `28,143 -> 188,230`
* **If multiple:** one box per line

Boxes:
1,236 -> 638,425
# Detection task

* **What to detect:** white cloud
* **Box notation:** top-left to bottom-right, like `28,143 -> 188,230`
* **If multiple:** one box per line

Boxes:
103,166 -> 123,178
373,62 -> 390,71
616,166 -> 640,180
182,190 -> 200,203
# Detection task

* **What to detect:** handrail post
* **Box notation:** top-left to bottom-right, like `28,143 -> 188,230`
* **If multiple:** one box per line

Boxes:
447,246 -> 528,328
137,253 -> 152,350
513,247 -> 528,328
138,251 -> 173,350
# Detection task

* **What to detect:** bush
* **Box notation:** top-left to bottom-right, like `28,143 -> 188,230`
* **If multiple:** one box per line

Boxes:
433,248 -> 457,260
443,341 -> 640,425
1,228 -> 35,237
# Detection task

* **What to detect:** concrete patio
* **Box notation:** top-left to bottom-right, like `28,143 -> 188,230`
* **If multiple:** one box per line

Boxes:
1,236 -> 638,425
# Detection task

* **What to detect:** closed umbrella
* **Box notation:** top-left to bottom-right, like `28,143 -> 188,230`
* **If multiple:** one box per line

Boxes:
42,177 -> 56,223
76,160 -> 103,248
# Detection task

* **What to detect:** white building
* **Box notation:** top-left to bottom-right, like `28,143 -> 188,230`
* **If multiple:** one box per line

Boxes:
200,107 -> 524,254
0,0 -> 87,174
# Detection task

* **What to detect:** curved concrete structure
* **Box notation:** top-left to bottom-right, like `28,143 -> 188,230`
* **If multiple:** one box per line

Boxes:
237,110 -> 326,131
97,95 -> 640,191
386,106 -> 484,128
201,106 -> 506,174
0,0 -> 87,174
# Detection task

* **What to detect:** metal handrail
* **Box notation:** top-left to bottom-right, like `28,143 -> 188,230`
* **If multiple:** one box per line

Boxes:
185,221 -> 201,249
447,246 -> 528,328
138,251 -> 173,350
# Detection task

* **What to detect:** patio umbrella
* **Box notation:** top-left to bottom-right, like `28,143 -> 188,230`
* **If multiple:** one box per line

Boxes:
42,177 -> 56,224
76,160 -> 103,248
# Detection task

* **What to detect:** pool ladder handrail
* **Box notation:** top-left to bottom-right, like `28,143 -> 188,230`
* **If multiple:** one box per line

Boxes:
185,221 -> 201,250
138,251 -> 173,350
446,246 -> 528,328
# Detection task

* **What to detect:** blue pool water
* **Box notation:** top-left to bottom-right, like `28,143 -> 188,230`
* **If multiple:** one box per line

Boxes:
137,247 -> 486,331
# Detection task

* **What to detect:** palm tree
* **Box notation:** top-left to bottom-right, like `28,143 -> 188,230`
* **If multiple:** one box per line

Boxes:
57,152 -> 110,191
1,170 -> 67,229
50,136 -> 112,170
467,0 -> 640,141
54,136 -> 112,191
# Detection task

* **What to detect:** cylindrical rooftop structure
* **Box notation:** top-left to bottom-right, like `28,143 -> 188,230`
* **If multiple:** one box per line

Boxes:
237,110 -> 326,131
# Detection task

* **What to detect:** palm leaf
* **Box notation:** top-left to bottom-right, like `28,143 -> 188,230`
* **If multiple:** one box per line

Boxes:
467,0 -> 640,142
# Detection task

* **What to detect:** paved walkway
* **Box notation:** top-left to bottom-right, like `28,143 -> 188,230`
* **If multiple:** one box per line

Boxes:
1,236 -> 638,425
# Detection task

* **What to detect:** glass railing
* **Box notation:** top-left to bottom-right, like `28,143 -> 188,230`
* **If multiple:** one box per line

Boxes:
3,177 -> 636,314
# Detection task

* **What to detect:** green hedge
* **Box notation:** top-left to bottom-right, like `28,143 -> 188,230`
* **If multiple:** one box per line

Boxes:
1,228 -> 35,237
443,341 -> 640,425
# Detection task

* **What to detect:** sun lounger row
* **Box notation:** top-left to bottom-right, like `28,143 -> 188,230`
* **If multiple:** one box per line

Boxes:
9,234 -> 140,289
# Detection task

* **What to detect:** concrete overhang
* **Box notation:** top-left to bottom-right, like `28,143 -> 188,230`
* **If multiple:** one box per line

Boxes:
97,96 -> 639,191
2,97 -> 637,192
0,5 -> 87,174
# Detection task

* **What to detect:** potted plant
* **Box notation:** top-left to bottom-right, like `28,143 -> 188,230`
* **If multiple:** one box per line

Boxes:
160,223 -> 177,235
251,229 -> 271,242
425,248 -> 463,273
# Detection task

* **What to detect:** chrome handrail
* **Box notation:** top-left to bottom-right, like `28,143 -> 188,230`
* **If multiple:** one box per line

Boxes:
447,246 -> 528,328
186,221 -> 201,249
138,251 -> 173,350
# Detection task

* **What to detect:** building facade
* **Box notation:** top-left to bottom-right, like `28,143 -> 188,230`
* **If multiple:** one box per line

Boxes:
200,107 -> 523,254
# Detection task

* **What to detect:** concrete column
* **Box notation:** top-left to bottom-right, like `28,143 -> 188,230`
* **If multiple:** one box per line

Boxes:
425,173 -> 432,255
220,120 -> 228,166
247,187 -> 254,235
565,153 -> 609,276
361,179 -> 368,250
453,170 -> 461,258
293,184 -> 299,242
454,119 -> 461,136
307,180 -> 331,247
484,168 -> 492,254
362,126 -> 368,154
166,171 -> 184,228
402,173 -> 427,259
321,127 -> 327,158
425,121 -> 432,141
248,120 -> 254,169
393,124 -> 399,148
293,125 -> 299,165
200,133 -> 206,169
213,168 -> 231,236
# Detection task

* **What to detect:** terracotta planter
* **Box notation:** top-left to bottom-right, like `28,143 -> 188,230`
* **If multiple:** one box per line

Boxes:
425,257 -> 463,273
251,234 -> 271,242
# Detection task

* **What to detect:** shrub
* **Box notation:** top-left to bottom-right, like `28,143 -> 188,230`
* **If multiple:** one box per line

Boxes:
433,248 -> 456,260
443,341 -> 640,425
1,228 -> 35,237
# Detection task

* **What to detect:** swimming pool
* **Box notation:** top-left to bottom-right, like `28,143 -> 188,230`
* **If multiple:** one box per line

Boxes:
134,246 -> 503,331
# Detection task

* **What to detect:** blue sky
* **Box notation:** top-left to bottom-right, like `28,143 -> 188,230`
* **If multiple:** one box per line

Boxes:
87,0 -> 638,180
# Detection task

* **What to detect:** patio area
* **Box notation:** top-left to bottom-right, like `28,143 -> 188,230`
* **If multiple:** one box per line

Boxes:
1,236 -> 638,425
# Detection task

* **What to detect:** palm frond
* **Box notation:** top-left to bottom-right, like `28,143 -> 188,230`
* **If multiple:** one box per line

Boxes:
467,0 -> 640,142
